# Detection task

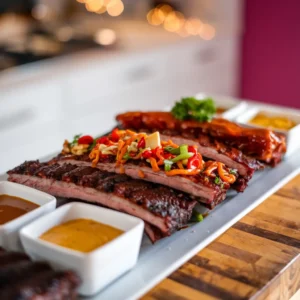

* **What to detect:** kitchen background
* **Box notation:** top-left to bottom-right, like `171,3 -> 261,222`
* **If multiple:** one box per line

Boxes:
0,0 -> 299,173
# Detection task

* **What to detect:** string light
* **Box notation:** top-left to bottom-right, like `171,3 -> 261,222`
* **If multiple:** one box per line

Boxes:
147,8 -> 165,26
185,18 -> 202,35
163,11 -> 185,32
199,24 -> 216,40
107,1 -> 124,17
85,0 -> 104,13
146,4 -> 216,40
94,28 -> 117,45
96,6 -> 107,14
78,0 -> 124,17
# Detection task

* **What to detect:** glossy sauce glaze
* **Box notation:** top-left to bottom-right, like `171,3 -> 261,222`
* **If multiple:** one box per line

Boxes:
216,107 -> 227,114
40,218 -> 124,253
0,194 -> 39,225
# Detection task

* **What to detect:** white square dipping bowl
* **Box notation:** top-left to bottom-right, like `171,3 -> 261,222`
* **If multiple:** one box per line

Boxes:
236,105 -> 300,156
0,181 -> 56,251
20,202 -> 144,296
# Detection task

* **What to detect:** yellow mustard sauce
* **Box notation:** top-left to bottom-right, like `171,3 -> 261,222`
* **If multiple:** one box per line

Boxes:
248,113 -> 297,131
39,218 -> 124,253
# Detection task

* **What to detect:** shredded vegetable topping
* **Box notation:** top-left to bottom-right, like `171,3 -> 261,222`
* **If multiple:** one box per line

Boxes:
61,129 -> 238,185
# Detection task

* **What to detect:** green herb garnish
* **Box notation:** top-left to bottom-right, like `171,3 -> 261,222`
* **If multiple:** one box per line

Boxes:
229,169 -> 238,175
171,97 -> 216,122
70,134 -> 82,147
164,146 -> 180,155
123,152 -> 131,160
88,139 -> 97,151
214,176 -> 221,185
191,211 -> 204,222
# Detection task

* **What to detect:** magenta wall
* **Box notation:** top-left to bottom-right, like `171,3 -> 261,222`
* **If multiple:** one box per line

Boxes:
241,0 -> 300,108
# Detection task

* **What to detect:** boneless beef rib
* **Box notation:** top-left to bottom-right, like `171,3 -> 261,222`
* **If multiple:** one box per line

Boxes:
7,161 -> 197,242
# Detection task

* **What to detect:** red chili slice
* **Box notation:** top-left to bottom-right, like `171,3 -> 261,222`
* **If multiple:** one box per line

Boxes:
187,153 -> 202,170
163,152 -> 174,159
188,145 -> 197,154
78,135 -> 94,145
97,136 -> 110,145
142,150 -> 152,159
137,137 -> 146,149
111,128 -> 120,142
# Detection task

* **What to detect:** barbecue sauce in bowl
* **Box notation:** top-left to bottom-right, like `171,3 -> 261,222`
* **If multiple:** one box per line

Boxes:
0,194 -> 39,225
39,219 -> 124,253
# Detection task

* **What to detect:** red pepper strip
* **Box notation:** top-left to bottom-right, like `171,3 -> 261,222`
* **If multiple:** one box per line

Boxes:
163,152 -> 175,160
188,145 -> 197,154
217,162 -> 236,184
153,147 -> 165,165
97,136 -> 110,145
187,153 -> 203,170
137,137 -> 145,149
111,128 -> 120,142
129,152 -> 136,158
142,150 -> 152,159
78,135 -> 94,145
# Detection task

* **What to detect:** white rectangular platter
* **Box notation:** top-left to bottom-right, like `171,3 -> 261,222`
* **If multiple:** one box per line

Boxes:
1,149 -> 299,300
1,98 -> 300,300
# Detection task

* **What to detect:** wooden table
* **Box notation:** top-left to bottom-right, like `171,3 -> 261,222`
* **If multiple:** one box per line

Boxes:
142,175 -> 300,300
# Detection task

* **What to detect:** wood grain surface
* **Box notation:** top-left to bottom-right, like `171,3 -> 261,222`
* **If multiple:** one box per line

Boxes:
142,175 -> 300,300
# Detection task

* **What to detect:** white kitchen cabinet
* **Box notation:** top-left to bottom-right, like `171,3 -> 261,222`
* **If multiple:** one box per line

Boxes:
0,36 -> 241,173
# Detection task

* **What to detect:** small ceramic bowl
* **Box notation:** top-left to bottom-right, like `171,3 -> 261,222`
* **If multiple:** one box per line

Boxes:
20,202 -> 144,296
0,181 -> 56,251
236,106 -> 300,156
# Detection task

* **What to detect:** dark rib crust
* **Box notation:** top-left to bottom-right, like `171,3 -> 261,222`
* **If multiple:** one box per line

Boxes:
8,161 -> 197,238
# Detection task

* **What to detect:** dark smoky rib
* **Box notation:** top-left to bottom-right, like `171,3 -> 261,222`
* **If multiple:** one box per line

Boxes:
8,161 -> 197,241
0,252 -> 30,267
0,261 -> 52,288
0,270 -> 81,300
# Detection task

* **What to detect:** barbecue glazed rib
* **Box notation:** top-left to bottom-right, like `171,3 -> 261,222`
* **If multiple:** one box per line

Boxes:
116,111 -> 286,166
7,161 -> 197,242
52,153 -> 228,204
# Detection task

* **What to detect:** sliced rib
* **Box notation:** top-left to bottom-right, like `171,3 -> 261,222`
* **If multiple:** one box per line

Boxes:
52,154 -> 228,205
8,161 -> 197,241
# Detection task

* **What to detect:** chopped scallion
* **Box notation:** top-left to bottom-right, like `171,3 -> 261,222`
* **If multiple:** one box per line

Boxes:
171,152 -> 194,163
164,159 -> 173,171
192,211 -> 204,222
164,146 -> 180,155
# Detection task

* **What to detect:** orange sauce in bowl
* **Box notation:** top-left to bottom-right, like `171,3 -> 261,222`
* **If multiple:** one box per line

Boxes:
40,219 -> 124,253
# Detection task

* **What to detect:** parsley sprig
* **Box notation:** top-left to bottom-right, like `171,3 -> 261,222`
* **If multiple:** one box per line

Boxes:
171,97 -> 216,122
